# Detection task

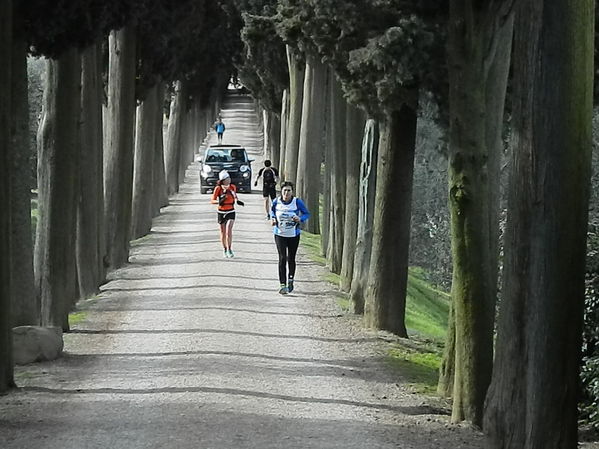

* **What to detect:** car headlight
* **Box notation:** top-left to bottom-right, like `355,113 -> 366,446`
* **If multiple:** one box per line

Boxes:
202,165 -> 212,174
239,165 -> 249,172
243,172 -> 250,178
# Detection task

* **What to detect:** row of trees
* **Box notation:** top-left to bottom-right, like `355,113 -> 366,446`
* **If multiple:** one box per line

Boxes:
1,0 -> 241,392
235,0 -> 594,447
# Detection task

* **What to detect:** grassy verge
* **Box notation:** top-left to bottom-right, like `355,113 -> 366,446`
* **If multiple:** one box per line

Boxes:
300,230 -> 448,393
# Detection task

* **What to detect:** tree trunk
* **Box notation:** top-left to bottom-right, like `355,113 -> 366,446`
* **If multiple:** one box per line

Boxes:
265,110 -> 280,163
484,1 -> 594,447
277,89 -> 288,177
152,83 -> 168,215
437,302 -> 456,397
0,0 -> 15,393
284,46 -> 304,185
340,104 -> 364,291
164,80 -> 187,195
35,49 -> 81,330
363,104 -> 416,336
321,68 -> 332,257
326,73 -> 346,273
296,53 -> 326,234
77,42 -> 105,300
10,28 -> 36,325
350,119 -> 379,314
131,83 -> 159,239
446,1 -> 514,426
104,26 -> 136,270
178,94 -> 193,185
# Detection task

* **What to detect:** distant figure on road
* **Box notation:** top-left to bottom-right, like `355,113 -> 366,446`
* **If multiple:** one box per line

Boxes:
211,170 -> 244,258
214,116 -> 226,144
254,159 -> 279,220
270,181 -> 310,294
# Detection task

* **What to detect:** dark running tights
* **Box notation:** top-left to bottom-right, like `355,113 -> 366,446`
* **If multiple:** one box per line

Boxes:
275,235 -> 300,284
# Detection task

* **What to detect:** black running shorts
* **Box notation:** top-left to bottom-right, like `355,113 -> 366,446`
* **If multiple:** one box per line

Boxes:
217,211 -> 235,224
262,185 -> 276,199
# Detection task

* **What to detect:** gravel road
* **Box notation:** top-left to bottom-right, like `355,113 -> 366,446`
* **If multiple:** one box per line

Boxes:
0,92 -> 485,449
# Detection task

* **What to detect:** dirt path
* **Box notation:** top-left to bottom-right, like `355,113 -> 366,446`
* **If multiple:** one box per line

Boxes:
0,92 -> 484,449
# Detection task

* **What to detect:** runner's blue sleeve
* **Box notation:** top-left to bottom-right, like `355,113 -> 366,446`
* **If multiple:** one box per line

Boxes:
296,199 -> 310,222
270,198 -> 277,218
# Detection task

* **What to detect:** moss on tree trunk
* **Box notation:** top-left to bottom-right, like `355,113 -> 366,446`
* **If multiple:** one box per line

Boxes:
484,1 -> 594,446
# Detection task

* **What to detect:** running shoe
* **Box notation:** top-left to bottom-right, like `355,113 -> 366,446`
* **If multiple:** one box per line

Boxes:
227,249 -> 234,258
278,284 -> 288,295
223,249 -> 228,258
266,214 -> 270,220
287,279 -> 294,293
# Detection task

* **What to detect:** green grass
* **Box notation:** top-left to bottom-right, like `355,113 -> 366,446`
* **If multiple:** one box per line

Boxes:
405,267 -> 450,340
68,311 -> 88,326
300,231 -> 326,265
386,346 -> 442,394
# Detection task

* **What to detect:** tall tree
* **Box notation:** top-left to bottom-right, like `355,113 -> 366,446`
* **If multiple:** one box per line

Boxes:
326,73 -> 346,273
10,7 -> 37,326
131,83 -> 159,239
104,26 -> 137,270
35,48 -> 81,330
295,52 -> 326,234
0,0 -> 15,393
445,0 -> 514,425
350,119 -> 379,314
164,80 -> 187,195
339,104 -> 364,291
283,46 -> 304,184
77,42 -> 105,299
484,0 -> 594,446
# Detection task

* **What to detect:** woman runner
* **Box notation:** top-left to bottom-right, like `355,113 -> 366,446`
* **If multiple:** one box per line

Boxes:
271,181 -> 310,294
212,170 -> 244,258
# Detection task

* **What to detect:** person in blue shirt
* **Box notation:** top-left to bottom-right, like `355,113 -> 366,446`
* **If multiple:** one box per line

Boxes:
214,116 -> 226,144
270,181 -> 310,295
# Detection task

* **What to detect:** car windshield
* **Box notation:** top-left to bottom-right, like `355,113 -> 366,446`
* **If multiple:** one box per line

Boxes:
205,148 -> 246,163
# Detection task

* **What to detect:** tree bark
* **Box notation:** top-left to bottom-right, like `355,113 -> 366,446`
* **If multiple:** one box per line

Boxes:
350,119 -> 379,315
296,53 -> 326,234
484,1 -> 594,447
131,83 -> 159,239
340,104 -> 364,291
104,26 -> 136,270
152,83 -> 168,215
437,302 -> 456,397
283,46 -> 304,185
164,80 -> 187,195
326,73 -> 346,273
277,88 -> 288,177
446,1 -> 514,426
264,110 -> 280,163
77,42 -> 105,300
0,0 -> 15,393
10,27 -> 37,325
35,49 -> 81,330
363,104 -> 417,336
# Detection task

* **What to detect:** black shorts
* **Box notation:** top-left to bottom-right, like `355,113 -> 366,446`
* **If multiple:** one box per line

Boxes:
217,211 -> 235,224
262,185 -> 276,199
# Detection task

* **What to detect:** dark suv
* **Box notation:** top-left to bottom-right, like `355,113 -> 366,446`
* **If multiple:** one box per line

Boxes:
199,145 -> 253,193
